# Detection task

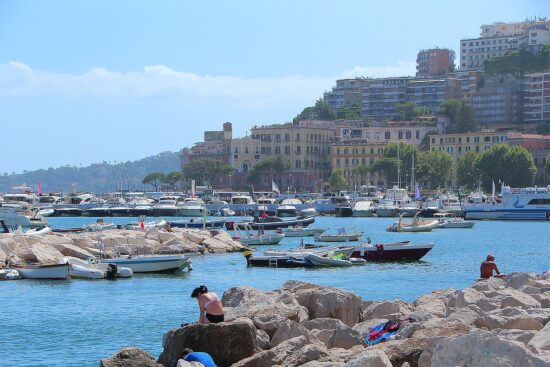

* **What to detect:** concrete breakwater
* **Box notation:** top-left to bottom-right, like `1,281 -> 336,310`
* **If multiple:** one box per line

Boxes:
101,274 -> 550,367
0,228 -> 246,266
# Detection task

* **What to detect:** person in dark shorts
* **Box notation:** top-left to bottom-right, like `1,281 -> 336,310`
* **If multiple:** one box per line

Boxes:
181,348 -> 216,367
191,285 -> 225,324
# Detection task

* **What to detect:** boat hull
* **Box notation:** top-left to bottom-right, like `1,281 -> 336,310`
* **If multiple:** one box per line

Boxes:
464,209 -> 550,220
304,253 -> 352,267
315,234 -> 361,242
238,235 -> 284,245
351,243 -> 434,261
239,216 -> 315,230
335,207 -> 354,217
169,219 -> 225,229
246,256 -> 309,268
101,255 -> 192,273
13,263 -> 70,279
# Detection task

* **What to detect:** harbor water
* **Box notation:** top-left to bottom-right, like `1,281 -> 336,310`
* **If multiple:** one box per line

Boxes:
2,216 -> 550,367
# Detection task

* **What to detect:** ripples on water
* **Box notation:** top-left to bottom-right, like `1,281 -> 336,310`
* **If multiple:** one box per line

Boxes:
1,216 -> 549,366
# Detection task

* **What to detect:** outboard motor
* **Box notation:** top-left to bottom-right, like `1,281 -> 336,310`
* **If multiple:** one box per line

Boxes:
105,263 -> 118,279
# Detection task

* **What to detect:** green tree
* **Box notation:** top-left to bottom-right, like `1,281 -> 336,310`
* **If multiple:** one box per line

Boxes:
163,171 -> 183,189
370,142 -> 419,187
293,98 -> 337,124
456,151 -> 480,191
416,150 -> 453,189
419,130 -> 439,151
476,144 -> 536,192
536,122 -> 550,135
336,103 -> 361,119
352,165 -> 371,185
485,47 -> 550,79
142,172 -> 166,191
182,158 -> 233,186
248,157 -> 291,184
438,99 -> 478,133
395,102 -> 421,121
328,169 -> 347,191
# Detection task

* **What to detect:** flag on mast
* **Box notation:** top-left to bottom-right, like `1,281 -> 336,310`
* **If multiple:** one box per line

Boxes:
37,181 -> 42,195
272,180 -> 280,195
191,180 -> 196,198
492,180 -> 496,197
414,183 -> 420,200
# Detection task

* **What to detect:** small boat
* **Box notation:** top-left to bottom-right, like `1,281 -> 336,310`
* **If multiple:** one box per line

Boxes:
52,227 -> 85,233
335,202 -> 354,217
376,199 -> 400,217
177,198 -> 207,217
299,207 -> 318,216
0,268 -> 20,280
84,219 -> 115,232
212,207 -> 236,217
84,206 -> 111,217
278,227 -> 326,237
276,198 -> 302,217
315,228 -> 362,242
226,215 -> 315,231
244,253 -> 310,268
169,218 -> 225,229
37,208 -> 55,217
67,261 -> 105,279
304,252 -> 352,267
125,219 -> 167,230
434,212 -> 475,229
350,241 -> 434,261
12,263 -> 70,279
98,244 -> 192,273
263,245 -> 354,258
63,257 -> 132,279
233,224 -> 285,246
386,214 -> 439,232
12,225 -> 52,236
53,207 -> 83,217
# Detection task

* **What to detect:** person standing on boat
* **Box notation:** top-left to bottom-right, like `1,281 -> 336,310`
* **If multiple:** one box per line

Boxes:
480,254 -> 504,279
191,285 -> 225,324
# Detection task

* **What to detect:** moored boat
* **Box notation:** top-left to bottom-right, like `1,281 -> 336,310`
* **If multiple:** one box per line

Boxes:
304,252 -> 352,267
100,254 -> 193,273
83,219 -> 116,232
434,213 -> 475,229
278,227 -> 326,237
169,218 -> 225,229
12,263 -> 70,279
314,227 -> 362,242
226,215 -> 315,231
350,241 -> 434,261
386,214 -> 439,232
0,268 -> 20,280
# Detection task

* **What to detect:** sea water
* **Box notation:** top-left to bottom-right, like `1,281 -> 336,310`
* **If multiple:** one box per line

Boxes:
1,216 -> 549,367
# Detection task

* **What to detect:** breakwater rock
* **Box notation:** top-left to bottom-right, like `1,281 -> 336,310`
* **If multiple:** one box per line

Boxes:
101,273 -> 550,366
0,228 -> 245,266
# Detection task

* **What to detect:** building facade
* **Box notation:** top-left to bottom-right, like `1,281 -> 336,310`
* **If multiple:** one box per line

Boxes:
323,79 -> 362,110
428,131 -> 510,186
406,78 -> 462,113
416,48 -> 455,77
181,122 -> 233,167
460,19 -> 550,71
507,132 -> 550,184
470,75 -> 523,126
338,120 -> 443,146
524,71 -> 550,124
330,141 -> 387,188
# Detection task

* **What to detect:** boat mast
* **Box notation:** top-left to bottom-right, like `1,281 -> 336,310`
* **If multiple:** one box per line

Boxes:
397,144 -> 401,188
411,150 -> 415,191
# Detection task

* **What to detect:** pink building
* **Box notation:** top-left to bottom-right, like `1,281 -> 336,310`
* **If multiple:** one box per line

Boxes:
507,132 -> 550,184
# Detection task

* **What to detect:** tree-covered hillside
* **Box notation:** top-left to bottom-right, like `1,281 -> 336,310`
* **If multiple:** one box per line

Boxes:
0,151 -> 180,193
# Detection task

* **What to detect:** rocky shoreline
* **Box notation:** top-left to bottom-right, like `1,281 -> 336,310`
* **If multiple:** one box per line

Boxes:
0,227 -> 246,266
100,272 -> 550,367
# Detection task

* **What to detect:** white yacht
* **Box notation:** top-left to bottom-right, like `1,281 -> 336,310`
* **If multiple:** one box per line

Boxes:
177,197 -> 207,217
353,200 -> 374,217
276,198 -> 301,217
230,195 -> 256,205
464,185 -> 550,220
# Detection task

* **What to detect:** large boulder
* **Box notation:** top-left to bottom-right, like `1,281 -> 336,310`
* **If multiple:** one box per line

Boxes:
222,287 -> 308,337
412,289 -> 455,319
352,319 -> 389,339
201,237 -> 231,253
302,318 -> 365,349
157,319 -> 258,367
232,335 -> 329,367
346,349 -> 393,367
14,243 -> 64,264
100,347 -> 163,367
498,288 -> 542,309
362,300 -> 414,321
180,230 -> 210,245
270,320 -> 320,347
52,243 -> 95,260
477,307 -> 544,331
430,330 -> 550,367
505,272 -> 539,290
369,338 -> 426,367
528,322 -> 550,354
282,281 -> 362,326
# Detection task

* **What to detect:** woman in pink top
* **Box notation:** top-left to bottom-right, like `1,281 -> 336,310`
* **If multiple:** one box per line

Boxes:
191,285 -> 225,324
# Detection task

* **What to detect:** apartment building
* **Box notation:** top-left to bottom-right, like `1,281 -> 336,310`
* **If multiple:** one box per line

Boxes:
471,75 -> 523,126
524,71 -> 550,124
330,141 -> 387,187
323,78 -> 362,110
508,132 -> 550,184
181,122 -> 233,166
406,78 -> 462,113
460,19 -> 550,71
416,48 -> 455,77
428,131 -> 509,186
338,120 -> 443,146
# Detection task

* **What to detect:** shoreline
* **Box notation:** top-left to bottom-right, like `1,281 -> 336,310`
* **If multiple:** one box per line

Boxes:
101,272 -> 550,367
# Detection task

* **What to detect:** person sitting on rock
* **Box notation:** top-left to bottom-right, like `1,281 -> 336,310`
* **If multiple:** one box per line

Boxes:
180,348 -> 216,367
191,285 -> 225,324
480,254 -> 504,279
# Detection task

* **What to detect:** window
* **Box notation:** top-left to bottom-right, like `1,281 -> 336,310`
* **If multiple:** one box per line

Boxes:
398,131 -> 403,139
385,131 -> 391,140
416,131 -> 420,139
296,146 -> 301,154
296,133 -> 300,141
337,148 -> 340,155
345,158 -> 349,166
285,133 -> 290,142
458,137 -> 462,143
275,134 -> 281,142
466,137 -> 470,143
275,146 -> 281,154
234,147 -> 239,153
336,159 -> 340,166
344,149 -> 349,154
475,146 -> 480,153
484,136 -> 490,142
245,146 -> 249,154
474,137 -> 480,143
295,160 -> 301,168
405,130 -> 411,139
431,138 -> 435,143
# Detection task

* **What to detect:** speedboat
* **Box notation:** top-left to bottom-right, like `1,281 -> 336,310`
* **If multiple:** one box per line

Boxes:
84,220 -> 116,232
212,207 -> 236,217
299,207 -> 318,217
63,257 -> 132,279
353,201 -> 374,217
350,241 -> 434,261
314,227 -> 362,242
0,268 -> 20,280
278,227 -> 326,237
304,252 -> 352,267
177,198 -> 207,217
84,206 -> 111,217
226,215 -> 315,231
386,214 -> 439,232
100,254 -> 192,273
11,263 -> 70,279
434,213 -> 475,228
276,198 -> 302,217
375,199 -> 399,217
53,206 -> 83,217
244,254 -> 310,268
125,219 -> 167,230
233,224 -> 285,246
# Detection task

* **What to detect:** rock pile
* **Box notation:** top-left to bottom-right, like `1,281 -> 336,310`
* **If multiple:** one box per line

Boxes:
0,228 -> 245,267
101,273 -> 550,366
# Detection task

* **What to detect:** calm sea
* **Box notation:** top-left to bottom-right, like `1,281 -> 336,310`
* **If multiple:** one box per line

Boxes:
1,216 -> 549,367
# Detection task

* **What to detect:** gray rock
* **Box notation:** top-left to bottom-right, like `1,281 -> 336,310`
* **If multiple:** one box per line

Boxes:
271,320 -> 320,347
352,319 -> 389,338
492,328 -> 536,345
362,300 -> 414,321
282,280 -> 363,326
256,329 -> 270,350
157,319 -> 258,367
100,347 -> 162,367
504,272 -> 538,290
368,338 -> 426,367
176,360 -> 204,367
528,322 -> 550,353
303,318 -> 365,349
346,349 -> 393,367
479,307 -> 544,331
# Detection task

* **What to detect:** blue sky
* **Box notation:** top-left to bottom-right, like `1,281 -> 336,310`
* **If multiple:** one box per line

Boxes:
0,0 -> 547,174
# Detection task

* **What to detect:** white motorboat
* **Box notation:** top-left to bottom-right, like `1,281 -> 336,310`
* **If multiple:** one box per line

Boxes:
276,198 -> 302,217
353,201 -> 374,217
304,252 -> 352,267
0,205 -> 35,228
375,199 -> 400,217
386,214 -> 439,232
84,220 -> 115,232
212,207 -> 236,216
314,228 -> 362,242
434,213 -> 475,229
233,223 -> 285,245
279,227 -> 326,237
19,226 -> 52,236
177,198 -> 207,217
125,219 -> 167,230
11,263 -> 70,279
63,257 -> 132,279
37,208 -> 55,217
264,245 -> 354,258
99,252 -> 192,273
0,269 -> 20,280
299,207 -> 318,216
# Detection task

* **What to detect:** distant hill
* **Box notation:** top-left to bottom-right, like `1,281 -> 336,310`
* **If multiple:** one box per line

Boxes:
0,151 -> 180,193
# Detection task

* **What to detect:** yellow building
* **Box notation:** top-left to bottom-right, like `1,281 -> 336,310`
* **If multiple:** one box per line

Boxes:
428,131 -> 509,185
330,141 -> 387,188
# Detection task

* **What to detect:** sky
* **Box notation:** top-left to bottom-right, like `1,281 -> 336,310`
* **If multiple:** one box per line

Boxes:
0,0 -> 547,174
